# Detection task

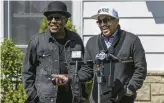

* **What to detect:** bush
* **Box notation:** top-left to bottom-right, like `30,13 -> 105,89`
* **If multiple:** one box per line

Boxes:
1,38 -> 27,103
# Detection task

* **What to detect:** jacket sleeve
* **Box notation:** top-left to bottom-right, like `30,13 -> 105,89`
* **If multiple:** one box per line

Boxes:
22,35 -> 38,101
128,36 -> 147,92
78,39 -> 93,82
67,34 -> 93,82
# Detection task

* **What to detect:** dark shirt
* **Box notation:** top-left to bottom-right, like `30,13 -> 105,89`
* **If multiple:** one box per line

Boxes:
55,36 -> 72,103
56,37 -> 67,74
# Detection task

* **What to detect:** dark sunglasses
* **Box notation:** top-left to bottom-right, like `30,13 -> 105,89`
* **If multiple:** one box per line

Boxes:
47,15 -> 65,21
96,18 -> 116,24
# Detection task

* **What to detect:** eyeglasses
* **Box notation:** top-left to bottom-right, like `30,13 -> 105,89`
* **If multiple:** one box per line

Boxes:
96,18 -> 116,24
47,15 -> 65,21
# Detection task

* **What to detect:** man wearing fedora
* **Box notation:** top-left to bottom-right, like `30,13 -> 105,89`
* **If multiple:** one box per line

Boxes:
83,7 -> 147,103
22,1 -> 92,103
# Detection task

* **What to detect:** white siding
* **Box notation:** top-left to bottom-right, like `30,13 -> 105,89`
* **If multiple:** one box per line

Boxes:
146,54 -> 164,71
120,19 -> 164,35
0,1 -> 4,43
83,2 -> 164,18
72,1 -> 83,38
83,19 -> 164,35
82,1 -> 164,70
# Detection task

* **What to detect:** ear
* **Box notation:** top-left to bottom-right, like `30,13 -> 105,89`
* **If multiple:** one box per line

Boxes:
64,18 -> 68,25
116,18 -> 119,25
96,20 -> 101,27
47,20 -> 50,25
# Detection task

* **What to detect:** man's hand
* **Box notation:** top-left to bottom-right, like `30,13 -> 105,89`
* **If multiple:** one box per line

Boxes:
125,88 -> 134,96
51,74 -> 68,86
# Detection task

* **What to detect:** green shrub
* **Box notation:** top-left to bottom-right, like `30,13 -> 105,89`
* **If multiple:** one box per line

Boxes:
1,38 -> 27,103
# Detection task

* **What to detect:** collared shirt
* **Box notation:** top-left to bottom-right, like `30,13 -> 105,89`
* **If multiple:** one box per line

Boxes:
103,28 -> 118,48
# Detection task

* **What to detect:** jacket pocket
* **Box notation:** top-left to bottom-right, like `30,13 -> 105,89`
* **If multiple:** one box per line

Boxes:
37,50 -> 52,73
39,90 -> 57,103
24,87 -> 37,103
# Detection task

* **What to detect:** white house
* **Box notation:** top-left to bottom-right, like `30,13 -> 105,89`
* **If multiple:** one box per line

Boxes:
0,0 -> 164,102
77,0 -> 164,71
1,0 -> 164,71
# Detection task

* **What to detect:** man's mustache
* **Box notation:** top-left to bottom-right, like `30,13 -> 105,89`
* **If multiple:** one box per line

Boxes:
100,26 -> 110,29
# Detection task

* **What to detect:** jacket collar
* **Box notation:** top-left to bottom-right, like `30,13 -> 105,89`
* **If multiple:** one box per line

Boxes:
44,28 -> 75,42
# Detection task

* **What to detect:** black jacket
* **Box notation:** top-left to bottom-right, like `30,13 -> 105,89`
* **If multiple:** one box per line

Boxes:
84,27 -> 147,103
22,28 -> 93,103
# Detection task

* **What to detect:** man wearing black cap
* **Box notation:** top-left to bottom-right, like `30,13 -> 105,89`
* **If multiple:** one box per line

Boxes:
83,7 -> 147,103
22,1 -> 93,103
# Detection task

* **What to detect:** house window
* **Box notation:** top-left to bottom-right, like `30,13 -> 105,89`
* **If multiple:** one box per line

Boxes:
4,1 -> 72,52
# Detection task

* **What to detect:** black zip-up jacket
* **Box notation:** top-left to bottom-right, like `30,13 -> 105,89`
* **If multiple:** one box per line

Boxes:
22,28 -> 93,103
84,26 -> 147,103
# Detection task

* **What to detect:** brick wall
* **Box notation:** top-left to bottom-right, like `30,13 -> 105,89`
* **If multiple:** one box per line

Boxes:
135,71 -> 164,103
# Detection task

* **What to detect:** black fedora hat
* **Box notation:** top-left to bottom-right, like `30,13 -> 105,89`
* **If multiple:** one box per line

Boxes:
44,1 -> 71,18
